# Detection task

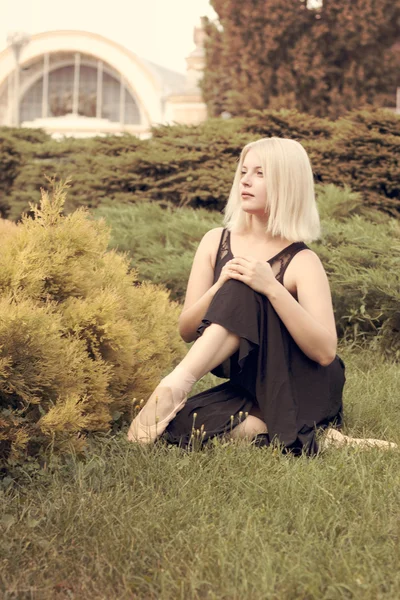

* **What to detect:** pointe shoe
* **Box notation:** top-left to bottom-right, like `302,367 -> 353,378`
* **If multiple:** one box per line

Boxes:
127,386 -> 187,445
127,365 -> 197,445
321,427 -> 398,451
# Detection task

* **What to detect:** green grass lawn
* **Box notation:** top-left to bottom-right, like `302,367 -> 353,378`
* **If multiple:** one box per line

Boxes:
1,343 -> 399,600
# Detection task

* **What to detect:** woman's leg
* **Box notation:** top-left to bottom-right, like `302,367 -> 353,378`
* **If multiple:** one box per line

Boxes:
226,403 -> 268,441
127,323 -> 240,443
178,323 -> 240,380
320,428 -> 398,451
227,416 -> 268,440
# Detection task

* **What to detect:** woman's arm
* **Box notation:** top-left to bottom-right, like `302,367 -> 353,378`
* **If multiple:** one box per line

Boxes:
264,250 -> 338,366
179,284 -> 221,343
178,228 -> 223,343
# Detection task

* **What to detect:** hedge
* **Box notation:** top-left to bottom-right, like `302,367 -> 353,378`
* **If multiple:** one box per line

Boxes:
0,108 -> 398,221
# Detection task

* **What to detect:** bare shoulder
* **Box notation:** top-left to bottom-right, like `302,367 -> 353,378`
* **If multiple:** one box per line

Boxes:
202,226 -> 224,241
285,248 -> 329,292
292,248 -> 324,268
200,227 -> 224,269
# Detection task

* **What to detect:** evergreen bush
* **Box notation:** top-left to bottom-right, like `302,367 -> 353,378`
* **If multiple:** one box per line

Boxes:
306,109 -> 400,216
93,202 -> 223,301
0,180 -> 185,466
0,134 -> 20,218
1,109 -> 399,220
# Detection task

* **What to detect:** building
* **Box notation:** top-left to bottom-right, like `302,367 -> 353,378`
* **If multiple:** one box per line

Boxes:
0,23 -> 207,138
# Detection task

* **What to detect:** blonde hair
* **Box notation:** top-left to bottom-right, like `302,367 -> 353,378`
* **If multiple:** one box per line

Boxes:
223,137 -> 321,242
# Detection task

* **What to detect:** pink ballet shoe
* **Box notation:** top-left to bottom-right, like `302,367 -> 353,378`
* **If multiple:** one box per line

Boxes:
127,386 -> 187,445
321,428 -> 398,451
127,365 -> 197,445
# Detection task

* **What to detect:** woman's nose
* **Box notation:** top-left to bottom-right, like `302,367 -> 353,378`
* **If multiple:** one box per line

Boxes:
241,174 -> 251,186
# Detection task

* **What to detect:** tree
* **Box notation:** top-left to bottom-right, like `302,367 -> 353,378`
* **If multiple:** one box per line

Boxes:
310,0 -> 400,116
201,0 -> 313,115
201,0 -> 400,118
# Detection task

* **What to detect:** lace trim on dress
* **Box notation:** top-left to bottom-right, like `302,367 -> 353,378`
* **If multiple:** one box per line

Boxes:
269,243 -> 308,284
219,228 -> 230,261
216,228 -> 308,284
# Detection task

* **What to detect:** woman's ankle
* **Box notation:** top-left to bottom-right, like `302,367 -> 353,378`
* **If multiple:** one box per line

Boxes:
160,365 -> 197,395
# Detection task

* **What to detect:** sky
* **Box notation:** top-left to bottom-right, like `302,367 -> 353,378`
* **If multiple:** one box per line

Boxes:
1,0 -> 218,73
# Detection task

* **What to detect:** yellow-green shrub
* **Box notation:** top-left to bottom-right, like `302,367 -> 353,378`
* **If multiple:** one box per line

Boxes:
0,180 -> 185,465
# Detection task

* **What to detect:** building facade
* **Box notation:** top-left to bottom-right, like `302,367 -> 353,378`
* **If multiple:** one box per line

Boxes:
0,25 -> 207,138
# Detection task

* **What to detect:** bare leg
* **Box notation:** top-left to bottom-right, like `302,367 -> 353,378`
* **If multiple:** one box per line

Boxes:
227,404 -> 268,441
227,415 -> 268,440
178,323 -> 240,380
127,323 -> 240,443
320,428 -> 398,451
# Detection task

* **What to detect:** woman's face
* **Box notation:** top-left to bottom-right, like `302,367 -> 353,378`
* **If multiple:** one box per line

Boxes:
239,149 -> 268,216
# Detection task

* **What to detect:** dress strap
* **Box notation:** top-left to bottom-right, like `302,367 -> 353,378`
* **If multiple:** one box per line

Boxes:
216,228 -> 230,263
270,242 -> 309,284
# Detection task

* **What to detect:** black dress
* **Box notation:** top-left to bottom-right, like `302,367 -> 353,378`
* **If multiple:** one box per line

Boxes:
163,228 -> 345,455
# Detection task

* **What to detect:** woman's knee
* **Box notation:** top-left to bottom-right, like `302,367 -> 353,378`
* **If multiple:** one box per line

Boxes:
201,322 -> 240,348
228,414 -> 268,439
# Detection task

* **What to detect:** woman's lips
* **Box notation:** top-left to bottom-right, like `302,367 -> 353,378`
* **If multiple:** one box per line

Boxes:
241,192 -> 254,197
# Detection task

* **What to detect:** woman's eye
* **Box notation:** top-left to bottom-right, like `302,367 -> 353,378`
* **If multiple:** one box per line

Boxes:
257,171 -> 263,176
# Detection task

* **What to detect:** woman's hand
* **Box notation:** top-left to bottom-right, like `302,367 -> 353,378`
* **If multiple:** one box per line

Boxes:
224,256 -> 277,295
214,260 -> 237,290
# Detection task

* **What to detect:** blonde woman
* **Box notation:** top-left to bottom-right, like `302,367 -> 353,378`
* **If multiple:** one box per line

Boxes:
127,137 -> 397,454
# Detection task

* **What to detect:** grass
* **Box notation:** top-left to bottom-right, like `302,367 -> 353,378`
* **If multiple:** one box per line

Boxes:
1,343 -> 400,600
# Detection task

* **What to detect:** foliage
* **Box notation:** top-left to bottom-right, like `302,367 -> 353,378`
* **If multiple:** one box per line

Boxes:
2,109 -> 399,220
0,126 -> 50,144
0,134 -> 19,218
93,202 -> 223,301
0,180 -> 185,466
305,108 -> 400,214
94,184 -> 400,359
242,108 -> 335,139
201,0 -> 313,116
201,0 -> 400,118
314,186 -> 400,359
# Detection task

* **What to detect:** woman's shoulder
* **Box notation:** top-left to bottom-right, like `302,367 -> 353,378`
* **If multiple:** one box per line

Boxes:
290,246 -> 319,262
275,245 -> 330,304
285,246 -> 328,286
288,246 -> 322,268
199,227 -> 225,270
200,227 -> 225,249
203,226 -> 225,240
194,227 -> 224,269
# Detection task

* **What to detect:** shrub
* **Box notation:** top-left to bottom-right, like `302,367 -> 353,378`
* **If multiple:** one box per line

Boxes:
242,108 -> 335,140
305,109 -> 400,217
0,180 -> 185,466
93,202 -> 223,301
315,203 -> 400,359
2,109 -> 399,220
0,134 -> 20,218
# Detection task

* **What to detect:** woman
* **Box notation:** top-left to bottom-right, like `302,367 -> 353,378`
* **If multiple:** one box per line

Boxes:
127,137 -> 397,454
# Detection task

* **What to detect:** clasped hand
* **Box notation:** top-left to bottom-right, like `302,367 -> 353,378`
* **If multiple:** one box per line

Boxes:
224,256 -> 276,295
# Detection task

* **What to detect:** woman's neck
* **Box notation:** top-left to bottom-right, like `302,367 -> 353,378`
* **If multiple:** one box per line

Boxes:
238,215 -> 287,243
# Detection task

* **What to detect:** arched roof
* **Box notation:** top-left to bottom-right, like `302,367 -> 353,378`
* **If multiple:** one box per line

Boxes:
0,30 -> 173,126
